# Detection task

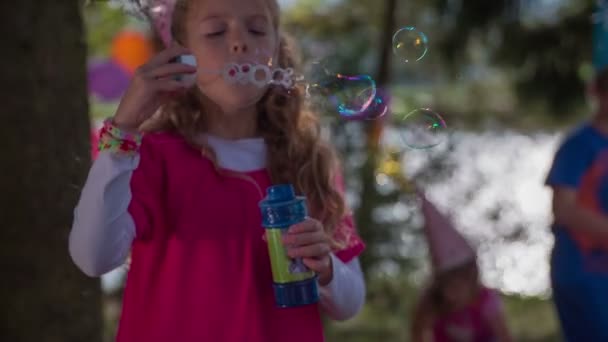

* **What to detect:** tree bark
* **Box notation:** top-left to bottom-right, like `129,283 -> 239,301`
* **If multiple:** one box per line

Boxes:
0,1 -> 103,341
356,0 -> 398,275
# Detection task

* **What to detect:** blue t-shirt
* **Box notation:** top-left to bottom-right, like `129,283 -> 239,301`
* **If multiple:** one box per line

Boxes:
547,128 -> 608,341
546,123 -> 608,250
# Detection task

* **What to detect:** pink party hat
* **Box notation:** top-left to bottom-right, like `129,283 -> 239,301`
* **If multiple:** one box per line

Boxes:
418,190 -> 476,273
115,1 -> 177,47
143,0 -> 177,47
120,0 -> 177,47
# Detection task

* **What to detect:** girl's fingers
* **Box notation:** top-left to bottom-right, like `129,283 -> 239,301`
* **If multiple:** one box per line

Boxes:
288,219 -> 322,234
302,257 -> 330,272
148,63 -> 197,79
287,243 -> 331,258
282,231 -> 325,247
152,79 -> 189,92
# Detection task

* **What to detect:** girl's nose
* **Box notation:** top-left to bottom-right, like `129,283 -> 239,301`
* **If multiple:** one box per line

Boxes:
232,41 -> 248,54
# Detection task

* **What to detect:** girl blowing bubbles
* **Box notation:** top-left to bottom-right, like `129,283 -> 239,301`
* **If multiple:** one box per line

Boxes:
411,193 -> 512,342
69,0 -> 366,341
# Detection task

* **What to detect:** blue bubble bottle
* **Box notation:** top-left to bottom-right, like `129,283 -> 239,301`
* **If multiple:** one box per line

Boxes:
259,184 -> 319,308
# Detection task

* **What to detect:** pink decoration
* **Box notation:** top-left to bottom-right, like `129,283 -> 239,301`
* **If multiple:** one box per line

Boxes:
148,0 -> 177,47
419,191 -> 476,273
91,128 -> 100,160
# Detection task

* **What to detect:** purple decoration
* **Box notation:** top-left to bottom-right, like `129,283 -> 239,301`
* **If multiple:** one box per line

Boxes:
87,59 -> 131,102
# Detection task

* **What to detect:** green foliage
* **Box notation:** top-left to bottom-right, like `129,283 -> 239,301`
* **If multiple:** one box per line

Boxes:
433,0 -> 595,118
325,274 -> 415,341
90,98 -> 119,121
83,3 -> 130,58
498,10 -> 592,118
503,294 -> 560,341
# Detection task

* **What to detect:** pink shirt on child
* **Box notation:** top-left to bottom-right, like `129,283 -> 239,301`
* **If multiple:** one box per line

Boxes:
73,131 -> 365,342
433,287 -> 502,342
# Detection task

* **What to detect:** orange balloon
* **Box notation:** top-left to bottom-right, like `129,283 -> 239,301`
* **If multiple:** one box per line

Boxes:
111,31 -> 153,74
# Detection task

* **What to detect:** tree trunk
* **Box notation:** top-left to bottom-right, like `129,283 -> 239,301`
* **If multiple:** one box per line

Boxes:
0,1 -> 103,341
355,0 -> 398,275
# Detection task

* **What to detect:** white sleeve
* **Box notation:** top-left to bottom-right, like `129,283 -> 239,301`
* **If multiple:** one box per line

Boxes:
68,151 -> 139,277
319,254 -> 366,321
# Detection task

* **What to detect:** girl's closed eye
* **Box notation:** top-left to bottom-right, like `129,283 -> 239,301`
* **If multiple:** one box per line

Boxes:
206,31 -> 225,38
202,21 -> 227,38
249,29 -> 266,36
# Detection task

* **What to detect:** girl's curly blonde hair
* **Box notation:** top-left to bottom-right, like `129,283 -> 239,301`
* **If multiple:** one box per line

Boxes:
143,0 -> 347,241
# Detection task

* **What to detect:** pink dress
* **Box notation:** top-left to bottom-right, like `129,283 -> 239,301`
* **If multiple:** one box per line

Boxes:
116,132 -> 365,342
433,287 -> 502,342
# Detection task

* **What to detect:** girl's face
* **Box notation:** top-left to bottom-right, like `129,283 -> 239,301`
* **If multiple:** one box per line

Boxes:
439,269 -> 478,310
184,0 -> 278,113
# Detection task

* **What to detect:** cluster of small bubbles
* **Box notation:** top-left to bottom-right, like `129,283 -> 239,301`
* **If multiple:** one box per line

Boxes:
192,48 -> 300,91
221,63 -> 297,89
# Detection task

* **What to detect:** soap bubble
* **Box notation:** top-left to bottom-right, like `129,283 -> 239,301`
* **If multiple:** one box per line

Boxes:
392,26 -> 429,63
400,108 -> 447,149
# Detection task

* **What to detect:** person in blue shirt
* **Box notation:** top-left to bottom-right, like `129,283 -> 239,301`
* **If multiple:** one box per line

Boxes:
545,9 -> 608,340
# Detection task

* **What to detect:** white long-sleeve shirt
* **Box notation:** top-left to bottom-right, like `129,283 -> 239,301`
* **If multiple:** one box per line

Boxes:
70,134 -> 365,321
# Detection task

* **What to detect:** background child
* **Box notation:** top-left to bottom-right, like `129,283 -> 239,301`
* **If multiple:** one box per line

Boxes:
544,13 -> 608,340
69,0 -> 365,341
411,192 -> 512,342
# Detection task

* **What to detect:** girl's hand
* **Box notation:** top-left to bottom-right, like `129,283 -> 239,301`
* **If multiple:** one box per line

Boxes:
281,218 -> 333,286
113,44 -> 196,132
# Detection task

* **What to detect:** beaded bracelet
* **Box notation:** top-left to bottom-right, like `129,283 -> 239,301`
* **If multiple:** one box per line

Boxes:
98,118 -> 143,156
